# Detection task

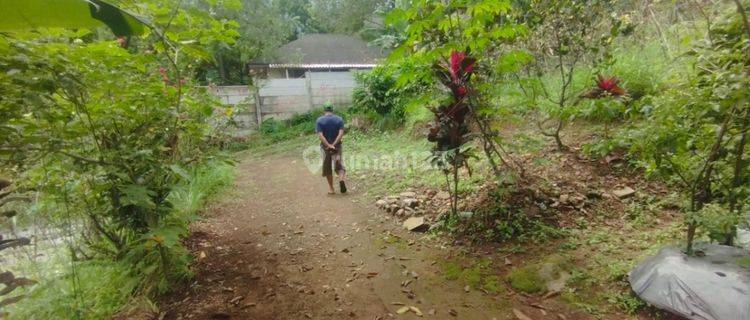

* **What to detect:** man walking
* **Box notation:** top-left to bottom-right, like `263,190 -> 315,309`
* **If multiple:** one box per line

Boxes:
316,102 -> 347,194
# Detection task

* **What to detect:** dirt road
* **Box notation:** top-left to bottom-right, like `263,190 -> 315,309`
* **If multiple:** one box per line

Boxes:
162,150 -> 589,320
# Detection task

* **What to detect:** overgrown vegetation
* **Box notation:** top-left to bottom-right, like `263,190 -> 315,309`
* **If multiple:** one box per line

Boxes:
337,0 -> 750,315
366,0 -> 750,255
1,0 -> 239,317
3,0 -> 750,318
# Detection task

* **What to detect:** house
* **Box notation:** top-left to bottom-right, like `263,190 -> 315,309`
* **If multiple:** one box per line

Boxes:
242,34 -> 386,122
249,33 -> 386,79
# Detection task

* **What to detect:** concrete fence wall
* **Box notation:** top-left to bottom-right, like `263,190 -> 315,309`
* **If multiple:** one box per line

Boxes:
207,71 -> 360,133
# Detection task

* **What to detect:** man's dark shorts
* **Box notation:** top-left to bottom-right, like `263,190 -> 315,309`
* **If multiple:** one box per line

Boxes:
321,145 -> 345,177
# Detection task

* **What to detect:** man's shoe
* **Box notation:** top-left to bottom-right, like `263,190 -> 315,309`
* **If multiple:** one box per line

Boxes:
339,181 -> 347,194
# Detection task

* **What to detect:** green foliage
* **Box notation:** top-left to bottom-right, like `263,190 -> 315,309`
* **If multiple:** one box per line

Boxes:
197,0 -> 295,84
449,186 -> 566,244
351,66 -> 431,130
603,41 -> 670,101
511,0 -> 631,150
5,261 -> 139,320
352,68 -> 406,117
507,255 -> 572,294
0,0 -> 146,36
4,159 -> 233,318
168,160 -> 235,217
687,203 -> 742,244
0,179 -> 33,312
605,291 -> 646,314
307,0 -> 387,35
625,3 -> 750,251
0,1 -> 240,317
253,110 -> 322,146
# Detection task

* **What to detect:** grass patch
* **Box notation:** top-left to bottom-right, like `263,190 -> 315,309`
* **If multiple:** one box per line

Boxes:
507,264 -> 544,293
507,255 -> 573,294
482,275 -> 505,293
440,258 -> 504,293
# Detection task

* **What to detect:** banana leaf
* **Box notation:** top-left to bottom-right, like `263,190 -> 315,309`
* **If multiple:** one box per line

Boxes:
0,0 -> 146,36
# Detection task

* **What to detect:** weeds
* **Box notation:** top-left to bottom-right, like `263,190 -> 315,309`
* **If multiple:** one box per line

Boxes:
4,161 -> 235,318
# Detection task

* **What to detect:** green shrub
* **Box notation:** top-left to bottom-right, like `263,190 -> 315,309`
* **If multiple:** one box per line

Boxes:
455,187 -> 566,244
352,67 -> 406,117
254,116 -> 315,146
259,118 -> 286,135
4,161 -> 235,318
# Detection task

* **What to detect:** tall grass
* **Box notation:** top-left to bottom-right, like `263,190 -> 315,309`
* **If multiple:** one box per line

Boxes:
167,160 -> 235,216
6,261 -> 140,320
3,160 -> 235,319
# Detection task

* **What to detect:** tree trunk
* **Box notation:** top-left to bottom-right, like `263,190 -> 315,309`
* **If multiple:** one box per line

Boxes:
686,108 -> 734,254
553,120 -> 565,151
726,110 -> 749,245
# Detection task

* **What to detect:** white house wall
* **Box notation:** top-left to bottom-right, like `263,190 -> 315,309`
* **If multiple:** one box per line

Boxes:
208,71 -> 363,132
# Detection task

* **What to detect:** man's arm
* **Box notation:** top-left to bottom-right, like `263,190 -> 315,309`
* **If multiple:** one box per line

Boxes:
319,132 -> 334,149
331,129 -> 344,146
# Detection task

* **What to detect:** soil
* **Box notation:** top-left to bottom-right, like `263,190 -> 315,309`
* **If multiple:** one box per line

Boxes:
159,150 -> 599,320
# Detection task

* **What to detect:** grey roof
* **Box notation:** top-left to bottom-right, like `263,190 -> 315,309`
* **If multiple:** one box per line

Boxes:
269,34 -> 386,66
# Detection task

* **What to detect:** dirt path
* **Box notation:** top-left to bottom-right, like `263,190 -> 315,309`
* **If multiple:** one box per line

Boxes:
162,150 -> 590,320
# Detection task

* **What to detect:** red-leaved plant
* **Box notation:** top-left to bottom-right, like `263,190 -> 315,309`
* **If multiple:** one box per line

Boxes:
427,50 -> 478,216
582,75 -> 626,99
428,51 -> 476,152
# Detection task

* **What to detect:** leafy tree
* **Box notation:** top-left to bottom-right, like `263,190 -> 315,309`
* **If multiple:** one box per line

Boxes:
194,0 -> 298,84
0,0 -> 240,302
513,0 -> 627,150
308,0 -> 388,35
388,0 -> 529,215
628,1 -> 750,254
275,0 -> 321,34
362,0 -> 409,49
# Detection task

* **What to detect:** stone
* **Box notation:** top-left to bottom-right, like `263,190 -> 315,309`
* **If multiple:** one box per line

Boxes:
403,217 -> 429,232
375,200 -> 387,208
396,209 -> 405,217
612,186 -> 636,199
401,198 -> 419,208
570,195 -> 585,206
399,191 -> 417,198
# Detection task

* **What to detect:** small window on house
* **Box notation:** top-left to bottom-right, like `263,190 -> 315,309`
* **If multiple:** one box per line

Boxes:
288,69 -> 307,78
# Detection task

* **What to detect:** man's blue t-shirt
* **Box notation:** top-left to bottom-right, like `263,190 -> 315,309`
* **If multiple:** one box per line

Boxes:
316,114 -> 344,147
